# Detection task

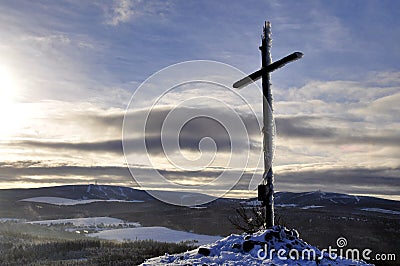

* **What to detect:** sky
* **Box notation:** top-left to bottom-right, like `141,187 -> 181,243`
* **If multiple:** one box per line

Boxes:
0,0 -> 399,200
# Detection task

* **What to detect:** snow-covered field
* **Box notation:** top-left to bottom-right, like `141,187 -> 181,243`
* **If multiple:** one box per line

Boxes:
89,226 -> 221,245
301,205 -> 324,210
142,226 -> 371,266
20,196 -> 143,206
28,217 -> 140,227
361,208 -> 400,215
26,216 -> 219,245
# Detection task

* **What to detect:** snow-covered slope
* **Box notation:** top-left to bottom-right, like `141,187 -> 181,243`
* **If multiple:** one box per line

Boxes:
20,196 -> 143,206
361,207 -> 400,215
274,191 -> 361,206
142,226 -> 371,265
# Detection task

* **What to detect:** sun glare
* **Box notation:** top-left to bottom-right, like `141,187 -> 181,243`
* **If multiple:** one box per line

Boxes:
0,65 -> 18,104
0,65 -> 20,138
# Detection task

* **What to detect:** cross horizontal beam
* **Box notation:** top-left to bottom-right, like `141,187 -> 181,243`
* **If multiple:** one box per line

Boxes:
233,52 -> 303,89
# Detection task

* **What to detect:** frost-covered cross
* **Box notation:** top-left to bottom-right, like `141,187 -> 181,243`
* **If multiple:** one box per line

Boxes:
233,21 -> 303,227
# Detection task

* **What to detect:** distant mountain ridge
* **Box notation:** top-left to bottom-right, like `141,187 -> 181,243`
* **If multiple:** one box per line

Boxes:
0,184 -> 152,202
1,184 -> 398,211
263,190 -> 398,211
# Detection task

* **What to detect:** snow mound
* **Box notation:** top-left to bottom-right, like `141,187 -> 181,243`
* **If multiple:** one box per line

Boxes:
142,226 -> 371,265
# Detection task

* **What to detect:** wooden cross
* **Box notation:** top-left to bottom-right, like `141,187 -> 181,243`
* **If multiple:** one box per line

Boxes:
233,21 -> 303,227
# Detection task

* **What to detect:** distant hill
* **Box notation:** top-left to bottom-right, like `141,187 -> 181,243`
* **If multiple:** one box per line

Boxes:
245,190 -> 400,211
1,184 -> 217,206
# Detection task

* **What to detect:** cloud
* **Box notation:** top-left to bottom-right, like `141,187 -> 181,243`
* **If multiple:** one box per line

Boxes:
28,34 -> 71,47
138,106 -> 261,154
1,160 -> 399,200
275,116 -> 335,139
14,139 -> 123,154
103,0 -> 173,26
106,0 -> 134,26
0,161 -> 135,187
8,105 -> 261,157
270,73 -> 400,172
230,166 -> 400,197
275,79 -> 399,104
0,160 -> 131,183
0,159 -> 227,187
275,167 -> 400,196
275,115 -> 400,148
4,90 -> 399,177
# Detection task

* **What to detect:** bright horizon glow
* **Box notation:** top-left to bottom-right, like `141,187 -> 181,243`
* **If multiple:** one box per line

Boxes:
0,65 -> 17,104
0,65 -> 16,138
0,65 -> 21,139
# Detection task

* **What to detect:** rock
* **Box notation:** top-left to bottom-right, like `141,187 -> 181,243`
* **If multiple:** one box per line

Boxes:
242,240 -> 255,252
271,230 -> 281,240
264,231 -> 274,241
279,228 -> 287,239
198,247 -> 210,256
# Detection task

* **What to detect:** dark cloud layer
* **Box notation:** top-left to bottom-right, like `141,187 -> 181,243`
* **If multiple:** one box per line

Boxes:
10,106 -> 262,155
0,163 -> 131,180
10,111 -> 399,157
275,115 -> 400,148
276,116 -> 335,139
19,139 -> 123,154
1,160 -> 399,198
232,167 -> 400,196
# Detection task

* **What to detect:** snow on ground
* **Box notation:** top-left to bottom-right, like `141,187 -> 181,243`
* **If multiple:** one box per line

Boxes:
241,200 -> 262,207
0,218 -> 25,223
275,203 -> 297,207
20,196 -> 143,206
142,226 -> 371,266
301,205 -> 324,210
361,208 -> 400,215
89,226 -> 221,245
28,217 -> 140,227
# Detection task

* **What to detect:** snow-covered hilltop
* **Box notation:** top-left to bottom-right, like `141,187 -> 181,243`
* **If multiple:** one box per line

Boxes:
142,226 -> 371,266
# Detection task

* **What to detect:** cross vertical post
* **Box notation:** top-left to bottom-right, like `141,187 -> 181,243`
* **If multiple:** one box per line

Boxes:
233,20 -> 303,229
260,21 -> 274,227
